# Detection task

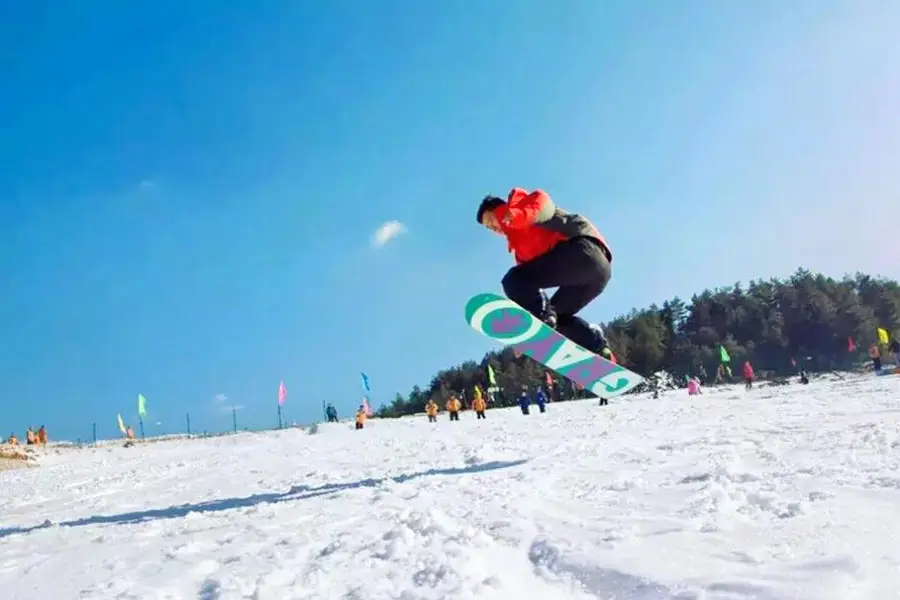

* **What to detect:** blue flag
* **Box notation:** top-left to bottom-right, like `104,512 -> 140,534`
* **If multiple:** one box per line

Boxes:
361,372 -> 371,392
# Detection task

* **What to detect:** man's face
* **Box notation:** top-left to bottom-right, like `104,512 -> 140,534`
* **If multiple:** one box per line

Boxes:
480,209 -> 504,235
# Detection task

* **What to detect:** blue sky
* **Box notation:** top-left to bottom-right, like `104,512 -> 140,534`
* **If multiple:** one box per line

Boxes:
2,1 -> 898,441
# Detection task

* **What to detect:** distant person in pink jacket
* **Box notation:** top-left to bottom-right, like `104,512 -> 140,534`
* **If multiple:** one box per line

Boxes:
687,377 -> 702,396
743,361 -> 755,390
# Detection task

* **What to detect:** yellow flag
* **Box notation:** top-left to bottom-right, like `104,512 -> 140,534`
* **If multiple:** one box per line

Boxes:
877,328 -> 889,345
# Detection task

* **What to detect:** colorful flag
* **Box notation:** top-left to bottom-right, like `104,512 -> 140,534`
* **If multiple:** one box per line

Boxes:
847,336 -> 856,352
361,396 -> 372,416
719,345 -> 731,364
117,414 -> 127,435
278,380 -> 287,406
137,394 -> 147,418
486,364 -> 497,386
877,327 -> 889,345
545,371 -> 553,390
361,372 -> 371,392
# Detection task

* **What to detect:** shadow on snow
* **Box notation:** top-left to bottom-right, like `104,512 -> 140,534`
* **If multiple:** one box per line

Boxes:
0,459 -> 528,539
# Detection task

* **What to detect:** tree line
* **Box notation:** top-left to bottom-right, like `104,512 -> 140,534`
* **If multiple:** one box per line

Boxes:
376,269 -> 899,418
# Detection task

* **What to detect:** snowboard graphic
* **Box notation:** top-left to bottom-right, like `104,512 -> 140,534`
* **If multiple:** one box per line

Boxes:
465,292 -> 645,399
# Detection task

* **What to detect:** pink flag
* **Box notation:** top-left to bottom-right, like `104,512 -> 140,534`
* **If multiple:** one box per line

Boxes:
278,380 -> 287,405
361,396 -> 372,417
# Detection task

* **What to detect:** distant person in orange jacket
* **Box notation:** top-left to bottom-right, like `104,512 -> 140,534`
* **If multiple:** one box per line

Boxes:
445,396 -> 461,421
477,188 -> 614,358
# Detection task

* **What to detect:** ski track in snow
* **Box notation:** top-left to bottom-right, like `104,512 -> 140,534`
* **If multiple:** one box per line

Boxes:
2,375 -> 900,599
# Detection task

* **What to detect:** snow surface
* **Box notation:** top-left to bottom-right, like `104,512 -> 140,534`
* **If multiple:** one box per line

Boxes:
2,374 -> 900,599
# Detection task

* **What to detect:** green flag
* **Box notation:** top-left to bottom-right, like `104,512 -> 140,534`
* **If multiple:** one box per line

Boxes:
719,345 -> 731,363
137,393 -> 147,418
486,364 -> 497,386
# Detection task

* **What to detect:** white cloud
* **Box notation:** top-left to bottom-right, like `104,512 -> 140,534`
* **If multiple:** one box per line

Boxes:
137,179 -> 156,192
371,220 -> 407,248
212,393 -> 243,413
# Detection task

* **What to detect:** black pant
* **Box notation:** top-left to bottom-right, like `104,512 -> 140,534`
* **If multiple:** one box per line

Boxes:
502,237 -> 611,350
476,410 -> 485,419
449,411 -> 459,421
428,415 -> 437,422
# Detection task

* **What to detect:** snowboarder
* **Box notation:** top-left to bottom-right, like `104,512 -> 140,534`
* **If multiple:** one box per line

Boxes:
477,188 -> 614,358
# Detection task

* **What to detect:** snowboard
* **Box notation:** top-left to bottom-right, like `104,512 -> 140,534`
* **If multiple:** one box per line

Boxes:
465,292 -> 645,399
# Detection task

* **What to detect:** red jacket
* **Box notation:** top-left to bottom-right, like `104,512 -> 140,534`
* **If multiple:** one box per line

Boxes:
743,362 -> 754,379
494,188 -> 610,264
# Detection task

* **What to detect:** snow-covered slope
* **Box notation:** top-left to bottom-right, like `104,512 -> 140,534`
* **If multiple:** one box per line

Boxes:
2,375 -> 900,599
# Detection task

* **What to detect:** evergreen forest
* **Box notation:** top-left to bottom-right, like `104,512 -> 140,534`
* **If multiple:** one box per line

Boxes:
376,269 -> 900,417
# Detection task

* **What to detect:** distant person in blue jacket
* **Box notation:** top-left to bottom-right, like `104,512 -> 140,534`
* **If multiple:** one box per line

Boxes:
518,392 -> 530,415
534,389 -> 548,413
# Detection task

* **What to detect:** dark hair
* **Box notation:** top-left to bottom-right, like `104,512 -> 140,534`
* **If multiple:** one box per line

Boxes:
476,195 -> 505,223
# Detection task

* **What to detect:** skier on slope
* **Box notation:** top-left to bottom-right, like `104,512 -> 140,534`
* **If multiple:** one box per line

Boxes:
477,187 -> 614,358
